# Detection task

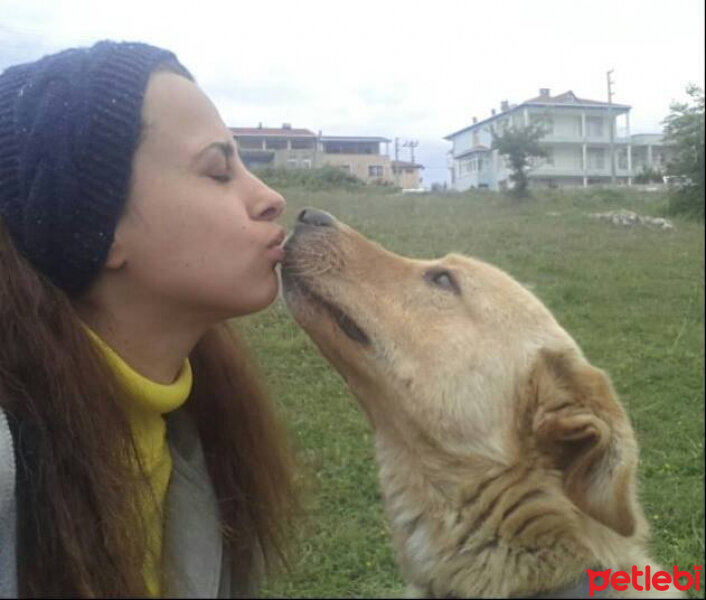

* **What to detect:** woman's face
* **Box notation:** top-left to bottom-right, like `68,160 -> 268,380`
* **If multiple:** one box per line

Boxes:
111,71 -> 286,320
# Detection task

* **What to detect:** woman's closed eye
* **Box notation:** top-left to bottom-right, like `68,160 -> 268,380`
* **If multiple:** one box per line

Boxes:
210,172 -> 232,183
199,142 -> 236,183
207,159 -> 233,183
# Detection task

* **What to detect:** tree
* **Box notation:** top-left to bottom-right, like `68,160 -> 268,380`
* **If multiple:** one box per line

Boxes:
491,121 -> 548,199
662,84 -> 704,220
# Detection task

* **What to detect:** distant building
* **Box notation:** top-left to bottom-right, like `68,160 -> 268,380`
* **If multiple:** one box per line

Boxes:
318,135 -> 393,184
231,126 -> 424,186
629,133 -> 673,176
391,160 -> 424,189
444,88 -> 659,191
230,124 -> 318,170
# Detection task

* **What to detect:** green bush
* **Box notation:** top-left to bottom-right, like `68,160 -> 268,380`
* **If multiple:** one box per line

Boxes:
634,166 -> 664,184
253,165 -> 368,191
666,186 -> 705,221
662,85 -> 704,221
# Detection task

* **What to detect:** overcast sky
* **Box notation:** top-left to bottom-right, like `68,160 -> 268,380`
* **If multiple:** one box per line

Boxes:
2,0 -> 704,186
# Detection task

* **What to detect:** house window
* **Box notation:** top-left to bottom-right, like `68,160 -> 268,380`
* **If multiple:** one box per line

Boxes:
368,165 -> 383,178
291,139 -> 315,150
586,117 -> 604,138
618,149 -> 628,170
238,138 -> 264,150
587,148 -> 605,169
543,148 -> 554,166
265,139 -> 287,150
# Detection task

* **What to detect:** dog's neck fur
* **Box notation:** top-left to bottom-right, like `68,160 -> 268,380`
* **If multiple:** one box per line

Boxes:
373,431 -> 649,598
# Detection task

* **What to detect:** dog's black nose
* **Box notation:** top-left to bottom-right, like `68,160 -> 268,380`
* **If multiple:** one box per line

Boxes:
298,208 -> 335,227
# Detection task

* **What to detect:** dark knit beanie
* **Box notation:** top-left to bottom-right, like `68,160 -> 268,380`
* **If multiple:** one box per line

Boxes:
0,40 -> 191,295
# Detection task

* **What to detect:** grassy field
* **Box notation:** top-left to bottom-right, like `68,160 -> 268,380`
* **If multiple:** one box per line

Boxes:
236,187 -> 704,598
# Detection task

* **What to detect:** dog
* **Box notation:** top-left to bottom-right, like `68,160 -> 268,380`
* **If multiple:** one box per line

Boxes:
280,208 -> 683,598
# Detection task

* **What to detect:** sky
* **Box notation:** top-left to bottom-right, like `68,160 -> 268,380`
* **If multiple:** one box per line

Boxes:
1,0 -> 704,187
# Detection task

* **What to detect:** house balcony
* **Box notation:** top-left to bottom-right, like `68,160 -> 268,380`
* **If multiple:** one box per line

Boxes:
540,135 -> 630,145
529,165 -> 633,178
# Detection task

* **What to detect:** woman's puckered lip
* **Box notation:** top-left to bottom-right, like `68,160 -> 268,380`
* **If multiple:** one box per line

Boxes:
268,228 -> 287,248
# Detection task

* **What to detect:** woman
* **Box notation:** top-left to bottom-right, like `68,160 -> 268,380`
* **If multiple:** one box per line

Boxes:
0,40 -> 296,597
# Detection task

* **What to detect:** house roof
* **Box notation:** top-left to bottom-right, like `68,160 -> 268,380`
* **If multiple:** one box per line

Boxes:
230,127 -> 317,138
391,160 -> 424,169
455,145 -> 491,159
630,133 -> 667,145
444,90 -> 631,140
522,90 -> 628,108
320,135 -> 391,143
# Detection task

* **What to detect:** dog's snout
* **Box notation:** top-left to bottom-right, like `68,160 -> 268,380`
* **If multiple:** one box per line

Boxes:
298,208 -> 335,227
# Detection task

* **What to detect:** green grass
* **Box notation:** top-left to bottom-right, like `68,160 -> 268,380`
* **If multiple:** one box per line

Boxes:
236,187 -> 704,598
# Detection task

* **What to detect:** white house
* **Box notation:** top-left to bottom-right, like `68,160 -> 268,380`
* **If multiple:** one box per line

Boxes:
629,133 -> 672,176
444,88 -> 638,191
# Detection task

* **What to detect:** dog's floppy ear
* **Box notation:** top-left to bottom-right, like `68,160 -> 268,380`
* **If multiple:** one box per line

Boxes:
528,348 -> 639,536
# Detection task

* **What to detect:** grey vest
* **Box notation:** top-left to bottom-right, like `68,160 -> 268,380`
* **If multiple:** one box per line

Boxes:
0,405 -> 259,598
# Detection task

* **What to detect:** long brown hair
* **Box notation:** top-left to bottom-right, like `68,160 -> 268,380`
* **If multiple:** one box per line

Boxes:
0,217 -> 296,595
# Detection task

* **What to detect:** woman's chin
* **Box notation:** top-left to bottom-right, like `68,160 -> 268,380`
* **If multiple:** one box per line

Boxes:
226,279 -> 280,318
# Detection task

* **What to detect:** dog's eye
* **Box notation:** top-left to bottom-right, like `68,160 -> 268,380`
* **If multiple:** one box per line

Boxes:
425,268 -> 461,295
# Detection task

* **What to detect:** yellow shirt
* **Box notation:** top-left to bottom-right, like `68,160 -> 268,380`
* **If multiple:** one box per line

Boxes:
84,326 -> 192,597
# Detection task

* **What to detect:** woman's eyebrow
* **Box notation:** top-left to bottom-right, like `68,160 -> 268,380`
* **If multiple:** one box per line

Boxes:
195,141 -> 235,162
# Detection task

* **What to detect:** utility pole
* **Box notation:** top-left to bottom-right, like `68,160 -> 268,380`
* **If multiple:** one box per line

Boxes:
607,69 -> 616,185
394,138 -> 419,187
407,140 -> 419,164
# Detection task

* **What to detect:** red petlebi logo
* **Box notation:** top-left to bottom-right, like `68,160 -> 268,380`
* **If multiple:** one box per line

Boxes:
587,565 -> 701,596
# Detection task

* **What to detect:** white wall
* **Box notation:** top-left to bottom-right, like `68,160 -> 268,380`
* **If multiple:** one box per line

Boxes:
553,146 -> 582,170
552,114 -> 582,139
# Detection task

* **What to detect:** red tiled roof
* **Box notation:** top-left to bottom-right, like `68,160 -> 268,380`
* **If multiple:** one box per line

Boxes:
230,127 -> 317,137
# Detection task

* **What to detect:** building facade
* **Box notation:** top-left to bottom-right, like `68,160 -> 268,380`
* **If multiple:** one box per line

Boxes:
629,133 -> 672,177
391,160 -> 424,189
230,126 -> 403,185
445,89 -> 646,191
318,136 -> 393,184
230,124 -> 319,171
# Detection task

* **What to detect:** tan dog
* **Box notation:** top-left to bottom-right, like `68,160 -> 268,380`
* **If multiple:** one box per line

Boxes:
281,208 -> 683,598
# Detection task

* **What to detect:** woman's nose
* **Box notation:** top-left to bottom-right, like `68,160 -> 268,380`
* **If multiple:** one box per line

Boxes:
254,183 -> 286,221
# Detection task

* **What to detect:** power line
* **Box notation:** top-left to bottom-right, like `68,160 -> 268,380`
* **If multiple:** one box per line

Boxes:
393,138 -> 421,184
